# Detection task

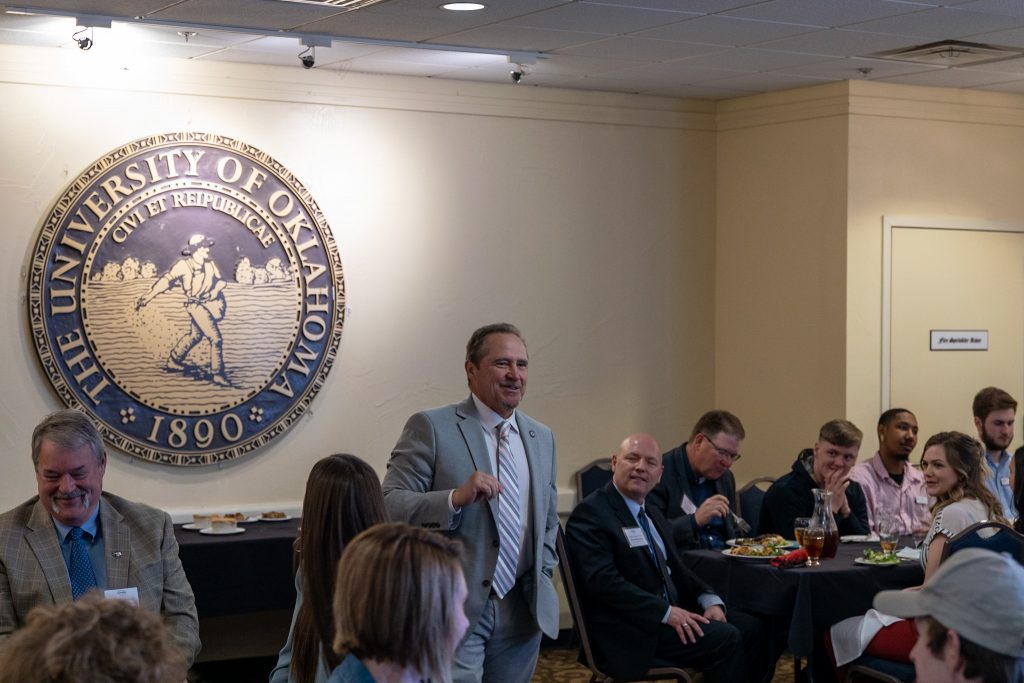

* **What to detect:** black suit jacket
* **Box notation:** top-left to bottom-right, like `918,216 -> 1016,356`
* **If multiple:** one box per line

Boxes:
565,481 -> 715,680
648,442 -> 739,549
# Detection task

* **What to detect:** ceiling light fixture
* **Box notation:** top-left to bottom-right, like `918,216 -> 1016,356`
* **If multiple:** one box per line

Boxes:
441,3 -> 486,10
178,30 -> 197,43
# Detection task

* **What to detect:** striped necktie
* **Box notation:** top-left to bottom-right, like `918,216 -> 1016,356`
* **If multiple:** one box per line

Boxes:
493,421 -> 521,598
66,527 -> 98,600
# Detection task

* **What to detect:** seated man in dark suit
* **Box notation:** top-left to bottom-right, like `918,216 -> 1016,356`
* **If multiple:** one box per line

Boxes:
758,418 -> 870,538
566,433 -> 770,683
648,410 -> 744,550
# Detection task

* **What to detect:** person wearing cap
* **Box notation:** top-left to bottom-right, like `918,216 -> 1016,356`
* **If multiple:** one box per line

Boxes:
136,233 -> 229,386
873,548 -> 1024,683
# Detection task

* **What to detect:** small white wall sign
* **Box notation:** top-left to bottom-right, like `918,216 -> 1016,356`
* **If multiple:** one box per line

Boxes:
930,330 -> 988,351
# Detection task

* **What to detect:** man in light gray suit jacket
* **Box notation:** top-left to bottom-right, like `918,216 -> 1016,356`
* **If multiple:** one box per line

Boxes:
0,410 -> 200,665
383,323 -> 559,683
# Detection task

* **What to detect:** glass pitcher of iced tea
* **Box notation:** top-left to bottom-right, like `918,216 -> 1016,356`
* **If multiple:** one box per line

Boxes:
811,488 -> 839,559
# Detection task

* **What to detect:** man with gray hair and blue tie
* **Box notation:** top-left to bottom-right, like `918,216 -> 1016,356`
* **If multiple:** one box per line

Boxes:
382,323 -> 559,683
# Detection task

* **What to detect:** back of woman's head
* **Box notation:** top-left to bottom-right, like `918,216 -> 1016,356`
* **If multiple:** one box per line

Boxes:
922,431 -> 1006,522
0,594 -> 187,683
293,454 -> 388,682
333,522 -> 464,683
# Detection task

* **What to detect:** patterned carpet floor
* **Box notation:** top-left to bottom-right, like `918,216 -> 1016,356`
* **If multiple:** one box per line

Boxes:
533,645 -> 797,682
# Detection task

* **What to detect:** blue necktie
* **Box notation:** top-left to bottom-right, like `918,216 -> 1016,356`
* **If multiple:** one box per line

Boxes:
637,508 -> 676,604
66,527 -> 98,600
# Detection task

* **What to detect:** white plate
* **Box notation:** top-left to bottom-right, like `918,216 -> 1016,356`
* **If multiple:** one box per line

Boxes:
727,539 -> 799,550
182,523 -> 208,531
720,548 -> 785,562
854,556 -> 900,567
259,514 -> 292,522
841,535 -> 879,543
199,527 -> 245,536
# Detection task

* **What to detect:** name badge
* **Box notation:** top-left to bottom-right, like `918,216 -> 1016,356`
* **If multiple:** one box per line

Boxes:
1001,477 -> 1010,486
915,496 -> 928,505
104,586 -> 140,606
680,495 -> 697,515
622,526 -> 648,548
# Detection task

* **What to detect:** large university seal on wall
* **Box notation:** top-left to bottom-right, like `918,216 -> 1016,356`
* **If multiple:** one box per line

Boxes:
28,132 -> 344,466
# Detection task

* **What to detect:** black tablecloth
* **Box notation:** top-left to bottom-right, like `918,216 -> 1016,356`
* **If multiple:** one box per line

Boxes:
682,540 -> 924,659
175,518 -> 299,619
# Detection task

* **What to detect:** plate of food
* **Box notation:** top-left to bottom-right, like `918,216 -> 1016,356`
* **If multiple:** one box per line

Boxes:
721,546 -> 787,561
260,511 -> 291,522
854,549 -> 901,566
727,534 -> 798,550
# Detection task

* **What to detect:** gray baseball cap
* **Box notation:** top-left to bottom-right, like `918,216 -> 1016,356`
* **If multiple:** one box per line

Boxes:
874,548 -> 1024,658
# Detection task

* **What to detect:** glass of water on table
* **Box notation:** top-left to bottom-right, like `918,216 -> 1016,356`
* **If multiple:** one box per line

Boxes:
876,513 -> 899,558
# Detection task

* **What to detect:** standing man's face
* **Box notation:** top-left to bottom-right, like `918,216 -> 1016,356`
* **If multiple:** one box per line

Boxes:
975,407 -> 1015,452
879,412 -> 919,461
465,333 -> 528,419
35,439 -> 106,527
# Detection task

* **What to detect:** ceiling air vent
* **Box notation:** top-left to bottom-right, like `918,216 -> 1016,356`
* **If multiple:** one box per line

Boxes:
870,40 -> 1024,67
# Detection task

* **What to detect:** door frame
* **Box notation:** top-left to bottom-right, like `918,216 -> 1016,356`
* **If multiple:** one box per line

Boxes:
881,215 -> 1024,411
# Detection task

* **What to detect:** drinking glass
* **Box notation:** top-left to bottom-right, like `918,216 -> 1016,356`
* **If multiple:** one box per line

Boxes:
804,524 -> 825,567
793,517 -> 810,547
877,514 -> 899,557
911,524 -> 929,549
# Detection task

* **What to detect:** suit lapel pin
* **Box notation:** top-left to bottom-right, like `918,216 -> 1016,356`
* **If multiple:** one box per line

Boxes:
529,430 -> 536,437
112,551 -> 123,558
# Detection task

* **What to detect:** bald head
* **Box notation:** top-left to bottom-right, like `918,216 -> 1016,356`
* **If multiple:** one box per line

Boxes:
611,432 -> 663,503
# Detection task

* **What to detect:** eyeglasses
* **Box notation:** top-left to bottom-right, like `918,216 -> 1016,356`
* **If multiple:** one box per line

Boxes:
701,434 -> 741,463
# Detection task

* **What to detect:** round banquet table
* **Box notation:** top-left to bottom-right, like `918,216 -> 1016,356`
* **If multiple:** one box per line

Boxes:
682,538 -> 923,679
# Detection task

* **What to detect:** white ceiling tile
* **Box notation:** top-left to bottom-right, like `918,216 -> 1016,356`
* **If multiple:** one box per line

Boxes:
638,82 -> 760,98
953,0 -> 1024,18
973,77 -> 1024,92
700,70 -> 833,90
755,28 -> 931,56
876,64 -> 1022,85
554,35 -> 729,60
433,24 -> 605,51
635,15 -> 824,46
769,55 -> 944,78
962,26 -> 1024,48
675,46 -> 836,70
723,0 -> 930,27
603,60 -> 746,83
588,0 -> 780,12
959,55 -> 1024,73
503,2 -> 700,34
150,0 -> 343,31
363,47 -> 505,67
845,6 -> 1024,39
297,11 -> 469,42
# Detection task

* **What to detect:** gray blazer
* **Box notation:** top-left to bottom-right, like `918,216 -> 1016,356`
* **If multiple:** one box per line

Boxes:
0,492 -> 200,665
382,396 -> 559,639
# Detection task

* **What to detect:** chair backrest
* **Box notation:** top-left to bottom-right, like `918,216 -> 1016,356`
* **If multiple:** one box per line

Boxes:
555,525 -> 608,677
575,458 -> 613,503
940,520 -> 1024,564
737,476 -> 775,534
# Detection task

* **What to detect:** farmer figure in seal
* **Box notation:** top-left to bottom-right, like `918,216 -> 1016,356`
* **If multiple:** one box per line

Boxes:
136,234 -> 229,386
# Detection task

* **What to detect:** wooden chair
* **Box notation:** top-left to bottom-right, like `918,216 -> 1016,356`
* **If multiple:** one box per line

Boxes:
737,476 -> 775,534
939,520 -> 1024,564
555,525 -> 695,683
575,459 -> 613,504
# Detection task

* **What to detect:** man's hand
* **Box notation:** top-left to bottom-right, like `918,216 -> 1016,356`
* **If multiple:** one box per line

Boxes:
667,607 -> 710,644
823,470 -> 851,516
451,471 -> 503,508
704,605 -> 727,623
693,494 -> 731,527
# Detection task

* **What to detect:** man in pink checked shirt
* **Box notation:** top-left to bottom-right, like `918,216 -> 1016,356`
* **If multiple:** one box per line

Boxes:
849,408 -> 931,535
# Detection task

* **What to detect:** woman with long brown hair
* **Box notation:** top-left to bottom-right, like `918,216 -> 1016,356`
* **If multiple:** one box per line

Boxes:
270,454 -> 388,683
830,431 -> 1008,674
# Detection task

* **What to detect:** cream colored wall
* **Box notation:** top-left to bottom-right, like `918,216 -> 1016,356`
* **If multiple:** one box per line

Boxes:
846,81 -> 1024,450
0,45 -> 717,516
715,84 -> 850,481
